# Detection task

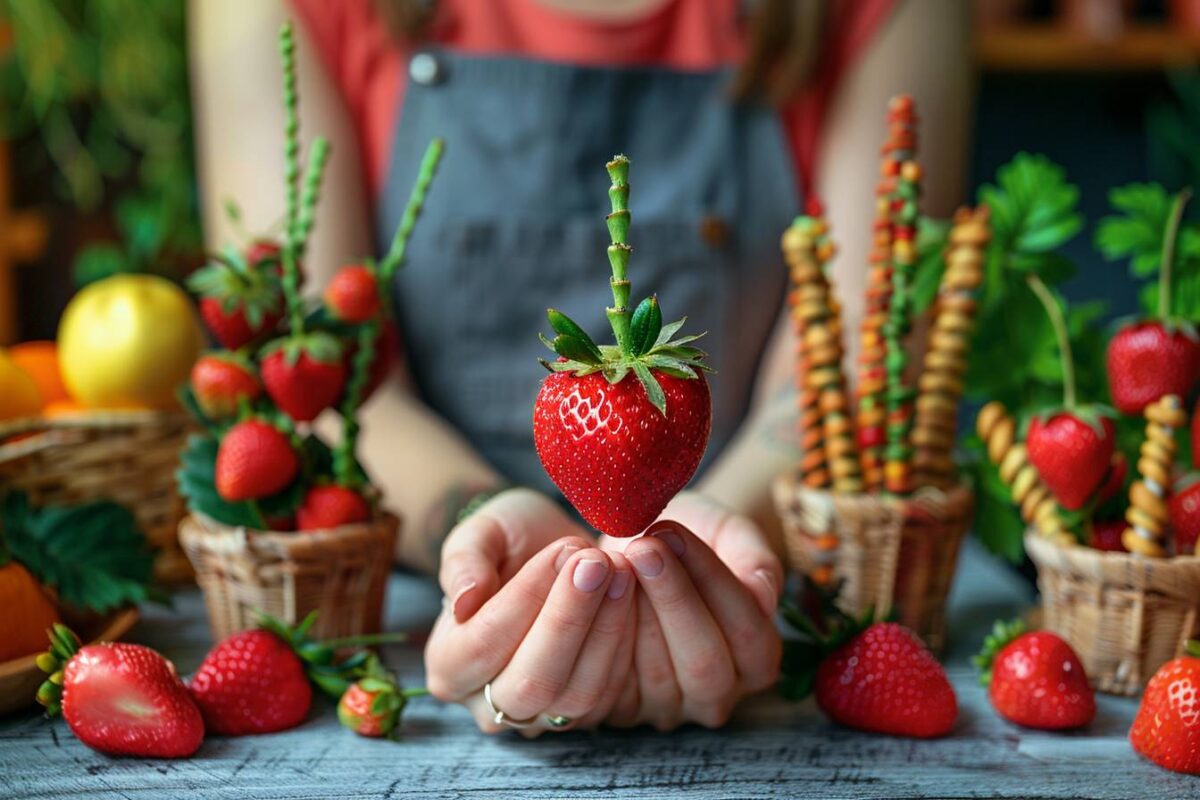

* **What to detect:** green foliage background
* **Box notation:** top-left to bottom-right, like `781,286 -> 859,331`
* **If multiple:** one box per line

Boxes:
0,0 -> 201,285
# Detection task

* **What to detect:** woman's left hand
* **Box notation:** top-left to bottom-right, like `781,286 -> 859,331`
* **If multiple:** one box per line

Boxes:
599,492 -> 784,730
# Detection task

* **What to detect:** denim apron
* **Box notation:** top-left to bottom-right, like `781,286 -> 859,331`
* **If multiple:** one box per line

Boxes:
377,51 -> 797,496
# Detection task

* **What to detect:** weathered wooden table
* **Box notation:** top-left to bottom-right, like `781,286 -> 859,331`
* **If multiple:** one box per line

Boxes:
2,539 -> 1195,799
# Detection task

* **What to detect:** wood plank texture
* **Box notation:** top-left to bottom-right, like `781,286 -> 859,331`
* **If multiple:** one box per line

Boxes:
1,540 -> 1195,800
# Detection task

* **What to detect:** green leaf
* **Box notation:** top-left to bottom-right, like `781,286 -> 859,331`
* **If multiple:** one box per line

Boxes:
1095,183 -> 1174,277
654,317 -> 687,348
1,491 -> 156,614
977,152 -> 1082,257
552,335 -> 602,366
912,216 -> 950,314
72,244 -> 133,289
546,309 -> 603,362
629,296 -> 662,356
632,361 -> 667,415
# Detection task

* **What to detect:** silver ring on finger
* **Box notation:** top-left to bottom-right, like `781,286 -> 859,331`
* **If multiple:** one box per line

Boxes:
483,681 -> 538,729
544,714 -> 572,729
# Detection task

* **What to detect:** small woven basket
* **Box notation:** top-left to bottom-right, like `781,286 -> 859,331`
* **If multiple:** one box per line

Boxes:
0,411 -> 192,583
179,512 -> 399,641
773,472 -> 973,652
1025,531 -> 1200,695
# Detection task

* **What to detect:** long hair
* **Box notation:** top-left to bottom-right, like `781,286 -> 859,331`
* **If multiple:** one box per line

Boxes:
371,0 -> 829,105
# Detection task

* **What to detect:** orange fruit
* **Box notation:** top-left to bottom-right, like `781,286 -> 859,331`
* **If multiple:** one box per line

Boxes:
9,340 -> 70,406
0,348 -> 41,421
0,562 -> 60,662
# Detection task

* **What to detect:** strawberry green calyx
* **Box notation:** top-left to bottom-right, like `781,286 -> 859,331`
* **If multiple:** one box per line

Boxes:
538,155 -> 710,415
972,617 -> 1027,686
257,611 -> 407,699
35,624 -> 84,717
778,597 -> 875,702
1187,639 -> 1200,658
336,654 -> 428,739
188,259 -> 283,329
263,330 -> 344,367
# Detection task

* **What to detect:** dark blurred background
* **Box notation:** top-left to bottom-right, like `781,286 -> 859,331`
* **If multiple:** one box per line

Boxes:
1,0 -> 1198,342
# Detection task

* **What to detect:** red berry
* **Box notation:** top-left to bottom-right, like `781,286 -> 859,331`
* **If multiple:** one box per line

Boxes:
324,265 -> 381,324
60,642 -> 204,758
815,622 -> 957,738
1130,645 -> 1200,774
1107,322 -> 1200,415
337,680 -> 403,738
296,485 -> 371,531
1027,412 -> 1116,511
189,629 -> 312,736
215,420 -> 299,502
1192,397 -> 1200,471
533,369 -> 711,537
199,297 -> 283,351
1091,518 -> 1128,552
190,354 -> 260,418
1170,476 -> 1200,556
262,343 -> 348,423
987,630 -> 1095,730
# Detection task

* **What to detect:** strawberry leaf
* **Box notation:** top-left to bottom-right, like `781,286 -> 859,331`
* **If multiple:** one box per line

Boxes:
632,361 -> 667,415
979,152 -> 1082,259
546,309 -> 603,362
629,295 -> 662,356
551,335 -> 602,366
654,317 -> 687,348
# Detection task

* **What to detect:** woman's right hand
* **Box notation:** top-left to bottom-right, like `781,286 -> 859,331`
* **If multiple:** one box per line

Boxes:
423,488 -> 637,734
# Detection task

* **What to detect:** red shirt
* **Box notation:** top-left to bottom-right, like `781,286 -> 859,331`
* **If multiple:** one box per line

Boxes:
292,0 -> 894,204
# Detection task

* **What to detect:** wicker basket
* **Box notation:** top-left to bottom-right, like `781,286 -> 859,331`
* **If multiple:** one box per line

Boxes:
773,471 -> 973,652
1025,531 -> 1200,695
0,411 -> 192,583
179,512 -> 399,641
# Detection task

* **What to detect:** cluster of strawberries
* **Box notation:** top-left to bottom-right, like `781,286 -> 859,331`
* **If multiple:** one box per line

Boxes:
35,616 -> 421,758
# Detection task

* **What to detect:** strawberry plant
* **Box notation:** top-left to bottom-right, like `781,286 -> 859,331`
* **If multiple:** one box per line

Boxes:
176,23 -> 443,533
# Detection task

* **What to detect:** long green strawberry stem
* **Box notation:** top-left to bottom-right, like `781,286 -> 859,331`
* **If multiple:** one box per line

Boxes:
1159,188 -> 1191,320
379,138 -> 445,285
606,155 -> 634,357
280,22 -> 301,246
334,320 -> 377,486
1027,273 -> 1076,410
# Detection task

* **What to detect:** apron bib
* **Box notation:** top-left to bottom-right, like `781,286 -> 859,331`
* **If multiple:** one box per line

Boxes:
377,50 -> 797,495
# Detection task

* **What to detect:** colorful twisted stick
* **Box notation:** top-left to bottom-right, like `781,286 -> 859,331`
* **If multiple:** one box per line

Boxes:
856,95 -> 917,492
1123,394 -> 1186,557
912,206 -> 990,489
782,214 -> 862,494
976,402 -> 1072,545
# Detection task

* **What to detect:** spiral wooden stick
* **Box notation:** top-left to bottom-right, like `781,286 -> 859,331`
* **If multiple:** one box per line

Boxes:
976,402 -> 1072,545
912,207 -> 990,489
1123,394 -> 1186,557
783,215 -> 861,490
856,95 -> 917,492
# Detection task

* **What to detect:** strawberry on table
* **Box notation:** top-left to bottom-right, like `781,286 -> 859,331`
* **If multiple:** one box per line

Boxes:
1130,640 -> 1200,774
533,156 -> 712,538
974,619 -> 1095,730
336,656 -> 427,739
296,484 -> 372,531
190,353 -> 261,418
261,333 -> 348,423
36,625 -> 204,758
214,419 -> 299,501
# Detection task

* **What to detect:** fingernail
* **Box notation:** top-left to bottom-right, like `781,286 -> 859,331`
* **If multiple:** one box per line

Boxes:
573,559 -> 608,593
451,581 -> 477,620
554,543 -> 581,572
649,527 -> 686,557
629,548 -> 664,578
753,569 -> 778,615
606,570 -> 632,600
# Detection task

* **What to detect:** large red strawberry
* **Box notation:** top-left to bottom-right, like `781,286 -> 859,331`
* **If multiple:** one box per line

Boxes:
325,264 -> 381,324
1170,475 -> 1200,556
190,353 -> 260,418
1027,411 -> 1115,511
532,156 -> 712,537
215,419 -> 299,501
815,622 -> 957,738
261,334 -> 347,422
1130,641 -> 1200,774
188,261 -> 284,350
36,625 -> 204,758
974,619 -> 1095,730
189,628 -> 313,735
1107,322 -> 1200,415
296,485 -> 372,531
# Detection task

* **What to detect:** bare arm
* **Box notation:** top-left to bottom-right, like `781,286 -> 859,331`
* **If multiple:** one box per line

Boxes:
190,0 -> 502,573
697,0 -> 972,549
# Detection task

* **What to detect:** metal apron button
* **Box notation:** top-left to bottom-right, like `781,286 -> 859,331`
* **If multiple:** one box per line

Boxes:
410,52 -> 444,86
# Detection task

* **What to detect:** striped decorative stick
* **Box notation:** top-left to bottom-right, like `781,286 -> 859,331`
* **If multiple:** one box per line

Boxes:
881,155 -> 922,495
783,213 -> 862,493
912,206 -> 990,489
1122,394 -> 1186,557
856,95 -> 917,492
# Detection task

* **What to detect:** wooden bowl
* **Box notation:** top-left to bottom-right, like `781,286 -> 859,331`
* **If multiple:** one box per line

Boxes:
0,607 -> 139,715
